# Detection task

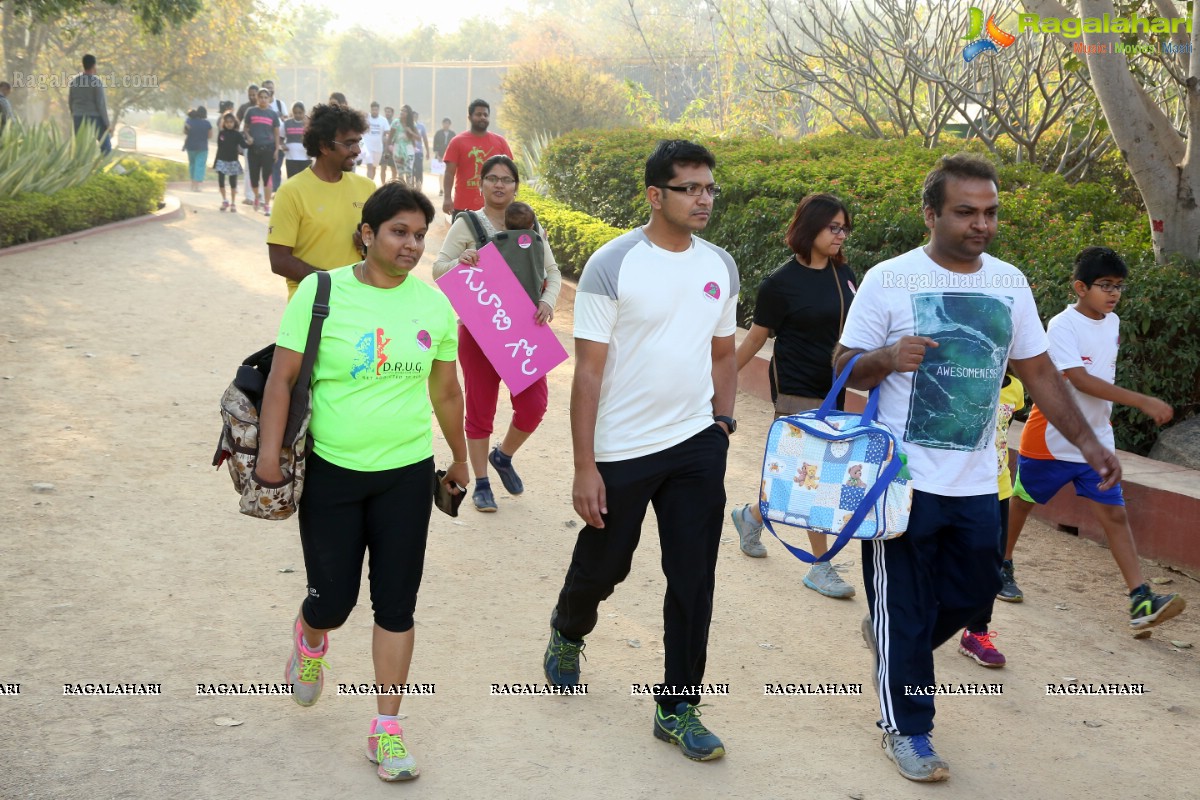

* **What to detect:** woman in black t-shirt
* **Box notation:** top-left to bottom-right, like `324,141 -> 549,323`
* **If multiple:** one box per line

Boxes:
731,193 -> 859,600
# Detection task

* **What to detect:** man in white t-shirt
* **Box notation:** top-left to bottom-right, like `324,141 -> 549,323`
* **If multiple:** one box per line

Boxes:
363,101 -> 387,182
833,154 -> 1120,784
542,140 -> 738,762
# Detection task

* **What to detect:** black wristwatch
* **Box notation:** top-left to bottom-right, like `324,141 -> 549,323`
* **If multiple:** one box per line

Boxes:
713,415 -> 737,434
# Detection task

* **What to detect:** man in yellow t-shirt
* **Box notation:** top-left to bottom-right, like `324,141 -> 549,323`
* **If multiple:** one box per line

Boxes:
268,103 -> 376,299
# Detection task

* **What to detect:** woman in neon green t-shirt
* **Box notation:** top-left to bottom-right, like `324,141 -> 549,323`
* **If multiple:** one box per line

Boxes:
255,183 -> 469,782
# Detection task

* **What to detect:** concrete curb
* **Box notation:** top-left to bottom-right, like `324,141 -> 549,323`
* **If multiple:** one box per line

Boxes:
0,194 -> 184,257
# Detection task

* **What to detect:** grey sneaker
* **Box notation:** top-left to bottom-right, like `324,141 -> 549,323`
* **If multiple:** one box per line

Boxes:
882,732 -> 950,782
803,561 -> 856,598
730,504 -> 767,558
284,614 -> 330,707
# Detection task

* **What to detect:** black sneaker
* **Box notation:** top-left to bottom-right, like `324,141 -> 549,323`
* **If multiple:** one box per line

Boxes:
997,560 -> 1023,603
1129,584 -> 1186,630
543,628 -> 585,686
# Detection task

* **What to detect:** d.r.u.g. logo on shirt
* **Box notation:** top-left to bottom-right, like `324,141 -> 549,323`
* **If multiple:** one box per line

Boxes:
350,326 -> 425,379
703,281 -> 721,301
351,328 -> 391,379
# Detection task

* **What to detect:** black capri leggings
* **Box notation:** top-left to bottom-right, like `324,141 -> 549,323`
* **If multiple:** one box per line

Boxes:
298,452 -> 434,633
247,145 -> 275,189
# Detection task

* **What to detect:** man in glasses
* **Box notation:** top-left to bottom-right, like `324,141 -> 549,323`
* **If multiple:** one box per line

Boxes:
441,98 -> 512,216
542,140 -> 738,762
267,103 -> 375,299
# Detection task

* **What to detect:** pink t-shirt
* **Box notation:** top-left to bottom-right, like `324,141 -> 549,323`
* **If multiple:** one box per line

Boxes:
442,131 -> 512,210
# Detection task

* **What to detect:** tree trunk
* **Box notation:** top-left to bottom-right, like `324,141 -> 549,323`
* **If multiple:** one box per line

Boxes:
1146,191 -> 1200,263
1026,0 -> 1198,262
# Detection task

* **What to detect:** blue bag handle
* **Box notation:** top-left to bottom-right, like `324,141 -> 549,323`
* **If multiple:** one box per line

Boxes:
815,351 -> 883,423
759,348 -> 897,563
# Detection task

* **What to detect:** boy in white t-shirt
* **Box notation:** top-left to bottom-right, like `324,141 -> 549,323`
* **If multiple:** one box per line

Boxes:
1007,246 -> 1183,632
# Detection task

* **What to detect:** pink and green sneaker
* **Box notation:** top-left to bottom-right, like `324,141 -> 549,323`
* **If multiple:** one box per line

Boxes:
367,718 -> 419,781
284,615 -> 330,707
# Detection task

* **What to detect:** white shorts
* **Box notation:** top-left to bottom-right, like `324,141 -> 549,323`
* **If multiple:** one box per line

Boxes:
363,140 -> 384,166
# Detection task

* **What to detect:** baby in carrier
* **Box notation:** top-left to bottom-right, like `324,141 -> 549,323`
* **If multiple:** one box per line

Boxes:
458,202 -> 546,304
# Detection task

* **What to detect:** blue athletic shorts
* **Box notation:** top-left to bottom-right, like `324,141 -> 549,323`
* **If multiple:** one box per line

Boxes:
1014,456 -> 1124,506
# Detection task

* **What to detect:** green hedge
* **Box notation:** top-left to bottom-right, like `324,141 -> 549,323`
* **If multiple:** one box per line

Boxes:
523,190 -> 623,279
539,129 -> 1196,455
0,163 -> 165,249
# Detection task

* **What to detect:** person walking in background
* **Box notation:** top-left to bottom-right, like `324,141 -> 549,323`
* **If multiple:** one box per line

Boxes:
213,112 -> 244,212
431,117 -> 454,196
729,193 -> 858,599
183,106 -> 213,192
432,155 -> 561,512
262,79 -> 287,190
955,368 -> 1024,668
242,88 -> 281,215
282,102 -> 310,179
441,99 -> 511,214
255,182 -> 467,782
411,111 -> 430,190
542,140 -> 738,762
68,54 -> 111,154
379,106 -> 397,184
236,84 -> 259,205
268,102 -> 375,299
390,106 -> 419,188
364,101 -> 387,183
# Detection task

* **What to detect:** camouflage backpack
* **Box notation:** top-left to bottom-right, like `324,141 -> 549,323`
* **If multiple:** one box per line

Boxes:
212,271 -> 330,520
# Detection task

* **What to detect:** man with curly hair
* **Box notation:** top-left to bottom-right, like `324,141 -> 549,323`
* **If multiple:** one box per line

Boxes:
267,103 -> 376,299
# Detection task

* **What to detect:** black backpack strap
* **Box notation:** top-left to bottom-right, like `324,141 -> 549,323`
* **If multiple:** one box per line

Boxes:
283,270 -> 331,443
455,209 -> 490,248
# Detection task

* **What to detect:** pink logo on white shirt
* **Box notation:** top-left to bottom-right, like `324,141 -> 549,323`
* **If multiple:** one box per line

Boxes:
703,281 -> 720,301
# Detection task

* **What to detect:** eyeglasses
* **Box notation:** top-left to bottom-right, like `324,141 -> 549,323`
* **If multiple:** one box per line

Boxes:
331,138 -> 362,151
1092,282 -> 1127,294
482,175 -> 516,186
827,224 -> 851,237
655,183 -> 722,198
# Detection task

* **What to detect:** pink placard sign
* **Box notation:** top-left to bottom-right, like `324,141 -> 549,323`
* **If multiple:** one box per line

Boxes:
436,242 -> 569,396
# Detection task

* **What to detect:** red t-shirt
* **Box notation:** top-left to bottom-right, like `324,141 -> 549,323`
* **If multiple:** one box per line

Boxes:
442,131 -> 513,210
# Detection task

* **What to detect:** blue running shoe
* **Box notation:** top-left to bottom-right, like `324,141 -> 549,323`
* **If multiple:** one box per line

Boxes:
653,702 -> 725,761
473,482 -> 498,512
488,446 -> 524,495
543,628 -> 585,686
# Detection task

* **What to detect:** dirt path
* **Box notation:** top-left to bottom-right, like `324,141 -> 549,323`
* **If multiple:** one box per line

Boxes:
1,192 -> 1197,799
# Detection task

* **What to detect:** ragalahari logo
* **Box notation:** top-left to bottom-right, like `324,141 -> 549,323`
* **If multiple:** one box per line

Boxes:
962,7 -> 1016,62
